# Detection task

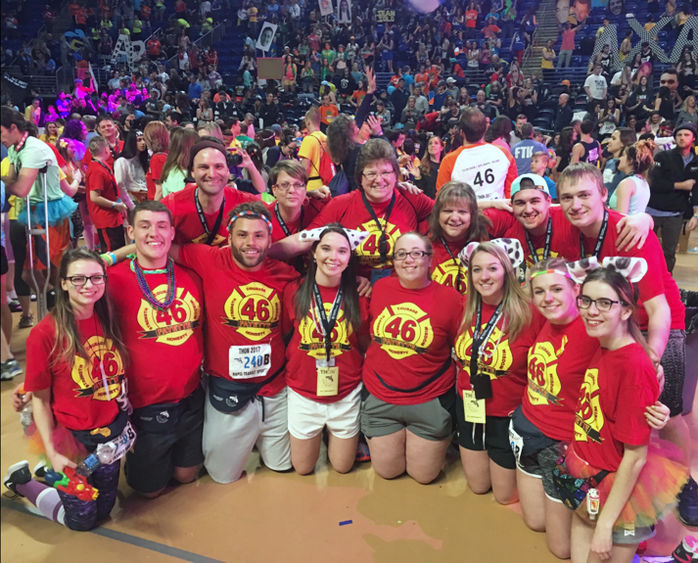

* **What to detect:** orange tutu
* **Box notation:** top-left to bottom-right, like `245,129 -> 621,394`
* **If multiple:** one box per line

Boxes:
26,422 -> 88,463
566,440 -> 689,530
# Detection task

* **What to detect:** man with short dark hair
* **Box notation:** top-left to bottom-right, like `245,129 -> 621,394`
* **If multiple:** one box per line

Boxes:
109,200 -> 205,498
511,123 -> 547,175
647,122 -> 698,272
436,107 -> 518,199
570,119 -> 602,167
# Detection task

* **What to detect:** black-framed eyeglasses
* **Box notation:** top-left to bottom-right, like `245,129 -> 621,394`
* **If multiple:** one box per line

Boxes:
64,274 -> 108,287
576,295 -> 626,312
393,250 -> 431,261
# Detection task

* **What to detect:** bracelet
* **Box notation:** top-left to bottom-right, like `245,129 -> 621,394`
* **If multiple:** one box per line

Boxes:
100,252 -> 116,266
111,200 -> 116,208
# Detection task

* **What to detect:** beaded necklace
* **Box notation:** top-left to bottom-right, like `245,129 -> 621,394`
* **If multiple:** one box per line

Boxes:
132,257 -> 176,311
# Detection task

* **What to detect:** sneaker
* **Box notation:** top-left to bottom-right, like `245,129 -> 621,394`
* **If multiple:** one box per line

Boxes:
0,359 -> 22,381
4,460 -> 31,497
18,314 -> 33,329
672,535 -> 697,563
33,461 -> 49,481
8,299 -> 22,313
678,477 -> 698,527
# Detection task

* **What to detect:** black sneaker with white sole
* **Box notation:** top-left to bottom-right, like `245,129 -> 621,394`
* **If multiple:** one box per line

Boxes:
4,460 -> 31,497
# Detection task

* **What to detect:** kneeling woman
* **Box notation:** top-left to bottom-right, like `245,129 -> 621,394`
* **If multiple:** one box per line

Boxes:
361,232 -> 463,484
283,225 -> 369,474
455,240 -> 542,504
4,248 -> 128,531
565,263 -> 686,562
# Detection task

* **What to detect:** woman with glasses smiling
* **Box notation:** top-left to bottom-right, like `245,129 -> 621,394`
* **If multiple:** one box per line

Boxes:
360,232 -> 464,484
4,248 -> 129,531
558,262 -> 686,563
273,139 -> 434,283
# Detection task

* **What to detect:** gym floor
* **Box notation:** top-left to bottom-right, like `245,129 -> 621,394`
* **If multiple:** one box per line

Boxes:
2,235 -> 697,563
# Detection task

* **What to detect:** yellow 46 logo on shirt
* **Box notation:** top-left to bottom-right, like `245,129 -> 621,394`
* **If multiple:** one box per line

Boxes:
455,326 -> 512,378
298,305 -> 352,359
575,368 -> 603,443
372,302 -> 433,360
72,336 -> 125,400
431,259 -> 468,294
356,219 -> 401,266
137,286 -> 201,345
223,282 -> 281,341
527,337 -> 566,406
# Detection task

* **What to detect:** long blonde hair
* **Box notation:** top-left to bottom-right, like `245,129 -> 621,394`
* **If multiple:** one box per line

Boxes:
462,242 -> 531,341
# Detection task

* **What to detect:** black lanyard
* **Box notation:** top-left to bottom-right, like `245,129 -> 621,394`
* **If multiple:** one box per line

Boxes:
579,208 -> 608,259
312,283 -> 343,362
525,216 -> 552,263
440,236 -> 464,293
274,203 -> 304,237
93,159 -> 118,198
470,299 -> 503,400
361,189 -> 396,264
194,188 -> 225,246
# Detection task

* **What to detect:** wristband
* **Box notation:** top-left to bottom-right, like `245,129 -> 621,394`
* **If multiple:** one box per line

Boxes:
100,252 -> 116,266
111,200 -> 116,208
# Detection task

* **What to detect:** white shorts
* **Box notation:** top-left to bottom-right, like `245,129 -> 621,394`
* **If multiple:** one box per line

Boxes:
287,384 -> 362,441
202,386 -> 290,484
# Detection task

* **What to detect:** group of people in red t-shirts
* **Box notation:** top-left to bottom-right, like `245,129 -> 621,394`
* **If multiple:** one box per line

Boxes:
3,129 -> 695,561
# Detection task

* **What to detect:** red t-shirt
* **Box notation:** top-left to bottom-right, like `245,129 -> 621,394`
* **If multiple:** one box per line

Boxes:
558,210 -> 685,331
308,190 -> 434,275
85,160 -> 123,229
430,237 -> 469,295
363,277 -> 463,405
455,303 -> 544,417
24,314 -> 125,431
162,184 -> 257,246
522,315 -> 598,441
265,198 -> 326,243
109,260 -> 204,408
573,343 -> 658,471
146,152 -> 167,200
282,280 -> 369,403
81,139 -> 124,170
177,244 -> 299,396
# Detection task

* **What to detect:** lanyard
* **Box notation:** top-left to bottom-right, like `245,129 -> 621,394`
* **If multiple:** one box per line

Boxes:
312,283 -> 343,362
274,202 -> 305,237
470,299 -> 503,400
525,216 -> 552,263
194,188 -> 225,246
579,208 -> 608,259
93,159 -> 118,198
361,189 -> 396,264
439,236 -> 464,293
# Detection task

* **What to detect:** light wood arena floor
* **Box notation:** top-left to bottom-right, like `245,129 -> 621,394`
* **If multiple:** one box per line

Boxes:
2,233 -> 697,563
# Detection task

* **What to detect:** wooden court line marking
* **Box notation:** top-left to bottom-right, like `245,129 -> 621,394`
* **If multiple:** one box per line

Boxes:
2,498 -> 225,563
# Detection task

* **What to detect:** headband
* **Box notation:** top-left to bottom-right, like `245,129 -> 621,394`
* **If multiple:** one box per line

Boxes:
529,268 -> 573,281
299,227 -> 369,250
565,256 -> 648,284
227,211 -> 273,233
458,238 -> 525,269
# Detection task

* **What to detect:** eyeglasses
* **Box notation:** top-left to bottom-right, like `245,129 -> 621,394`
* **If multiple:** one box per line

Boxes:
64,274 -> 107,287
275,182 -> 306,192
576,295 -> 627,312
362,170 -> 395,181
393,250 -> 432,261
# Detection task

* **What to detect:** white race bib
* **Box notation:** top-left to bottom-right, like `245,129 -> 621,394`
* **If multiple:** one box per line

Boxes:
228,344 -> 272,379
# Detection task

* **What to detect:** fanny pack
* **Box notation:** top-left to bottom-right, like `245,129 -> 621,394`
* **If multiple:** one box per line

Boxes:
552,457 -> 609,524
132,385 -> 204,433
208,363 -> 284,414
71,410 -> 129,449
